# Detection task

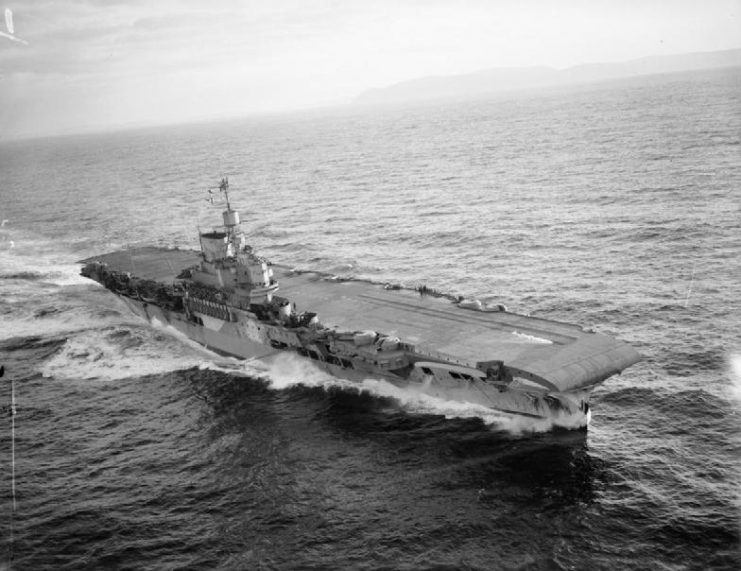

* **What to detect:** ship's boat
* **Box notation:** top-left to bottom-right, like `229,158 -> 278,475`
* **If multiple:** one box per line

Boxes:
80,178 -> 640,429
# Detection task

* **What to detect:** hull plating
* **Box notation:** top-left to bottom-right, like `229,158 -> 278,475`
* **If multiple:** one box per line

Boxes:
121,296 -> 592,428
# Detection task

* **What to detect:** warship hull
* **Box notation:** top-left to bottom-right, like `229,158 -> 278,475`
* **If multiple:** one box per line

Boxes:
81,246 -> 640,429
120,294 -> 593,423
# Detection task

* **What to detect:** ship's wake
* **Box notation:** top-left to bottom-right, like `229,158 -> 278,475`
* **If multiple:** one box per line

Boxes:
0,230 -> 120,342
38,327 -> 213,381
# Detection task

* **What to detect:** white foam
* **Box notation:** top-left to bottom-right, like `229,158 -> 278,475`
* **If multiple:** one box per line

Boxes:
200,353 -> 577,434
0,257 -> 90,287
350,375 -> 585,434
0,290 -> 135,341
198,352 -> 325,386
149,317 -> 222,357
43,264 -> 92,287
728,352 -> 741,406
0,228 -> 91,288
39,328 -> 207,381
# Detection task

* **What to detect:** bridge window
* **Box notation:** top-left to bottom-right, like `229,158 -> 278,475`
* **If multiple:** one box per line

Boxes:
421,367 -> 433,375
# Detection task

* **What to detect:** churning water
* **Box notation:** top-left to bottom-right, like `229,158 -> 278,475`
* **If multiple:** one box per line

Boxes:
0,67 -> 739,569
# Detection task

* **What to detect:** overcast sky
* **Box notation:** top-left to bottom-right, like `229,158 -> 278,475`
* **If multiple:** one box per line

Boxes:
1,0 -> 739,140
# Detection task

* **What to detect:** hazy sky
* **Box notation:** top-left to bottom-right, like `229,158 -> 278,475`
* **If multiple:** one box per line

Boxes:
1,0 -> 739,140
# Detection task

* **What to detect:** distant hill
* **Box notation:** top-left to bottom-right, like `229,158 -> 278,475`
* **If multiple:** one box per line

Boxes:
355,49 -> 741,106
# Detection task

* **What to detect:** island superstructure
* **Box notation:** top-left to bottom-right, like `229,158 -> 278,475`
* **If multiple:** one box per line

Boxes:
80,178 -> 641,428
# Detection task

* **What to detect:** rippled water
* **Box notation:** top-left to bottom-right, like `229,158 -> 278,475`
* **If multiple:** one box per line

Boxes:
1,68 -> 740,569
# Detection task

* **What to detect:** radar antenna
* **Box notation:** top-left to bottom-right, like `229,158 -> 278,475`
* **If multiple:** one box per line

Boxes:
219,176 -> 231,210
206,176 -> 232,210
203,176 -> 242,254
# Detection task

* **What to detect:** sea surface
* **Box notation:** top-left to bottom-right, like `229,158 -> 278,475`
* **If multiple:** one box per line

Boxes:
1,68 -> 740,570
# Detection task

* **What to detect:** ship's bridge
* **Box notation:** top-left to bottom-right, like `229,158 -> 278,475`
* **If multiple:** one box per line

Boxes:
193,203 -> 278,304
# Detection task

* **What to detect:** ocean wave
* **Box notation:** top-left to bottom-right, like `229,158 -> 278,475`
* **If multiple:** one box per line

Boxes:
662,345 -> 728,376
0,334 -> 68,355
0,237 -> 92,288
0,270 -> 46,280
39,326 -> 212,381
0,291 -> 135,342
0,71 -> 739,571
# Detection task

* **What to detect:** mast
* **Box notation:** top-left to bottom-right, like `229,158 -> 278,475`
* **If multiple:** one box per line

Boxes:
203,176 -> 241,258
218,177 -> 240,254
219,176 -> 232,211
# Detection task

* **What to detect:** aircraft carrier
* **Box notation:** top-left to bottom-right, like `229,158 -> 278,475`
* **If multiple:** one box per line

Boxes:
80,179 -> 640,428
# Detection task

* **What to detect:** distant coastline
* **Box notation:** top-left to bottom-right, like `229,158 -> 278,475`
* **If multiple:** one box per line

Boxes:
355,48 -> 741,106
